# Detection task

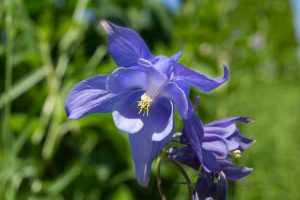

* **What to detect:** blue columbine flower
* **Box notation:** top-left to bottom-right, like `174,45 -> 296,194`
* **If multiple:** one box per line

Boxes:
65,20 -> 229,186
169,115 -> 253,199
192,171 -> 227,200
171,115 -> 254,173
192,159 -> 253,200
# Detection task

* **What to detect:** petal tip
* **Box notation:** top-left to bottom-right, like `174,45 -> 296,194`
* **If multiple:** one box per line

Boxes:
66,112 -> 80,120
100,20 -> 114,35
138,181 -> 149,188
242,167 -> 254,175
247,118 -> 255,123
65,105 -> 77,120
172,50 -> 183,62
239,116 -> 254,123
222,64 -> 230,80
135,164 -> 150,187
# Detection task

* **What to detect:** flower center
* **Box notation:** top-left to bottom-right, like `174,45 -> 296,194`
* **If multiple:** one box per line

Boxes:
137,93 -> 153,116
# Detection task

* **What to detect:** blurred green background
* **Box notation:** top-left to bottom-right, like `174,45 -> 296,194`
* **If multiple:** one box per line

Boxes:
1,0 -> 300,199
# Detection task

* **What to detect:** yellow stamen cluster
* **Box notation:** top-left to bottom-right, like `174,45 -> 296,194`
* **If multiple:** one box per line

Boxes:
137,93 -> 153,116
231,150 -> 242,158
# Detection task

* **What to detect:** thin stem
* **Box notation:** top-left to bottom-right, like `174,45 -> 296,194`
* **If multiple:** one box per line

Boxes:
169,158 -> 193,200
156,156 -> 167,200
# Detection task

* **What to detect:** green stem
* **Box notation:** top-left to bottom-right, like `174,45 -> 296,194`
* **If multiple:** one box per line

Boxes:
169,158 -> 193,200
156,156 -> 167,200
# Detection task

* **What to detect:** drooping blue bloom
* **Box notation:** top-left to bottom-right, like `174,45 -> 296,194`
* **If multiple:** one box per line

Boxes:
171,115 -> 254,174
169,115 -> 253,199
192,171 -> 227,200
191,159 -> 253,200
65,20 -> 229,186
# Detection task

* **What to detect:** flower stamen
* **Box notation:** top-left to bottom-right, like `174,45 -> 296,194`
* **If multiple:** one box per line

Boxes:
231,150 -> 242,158
137,93 -> 153,116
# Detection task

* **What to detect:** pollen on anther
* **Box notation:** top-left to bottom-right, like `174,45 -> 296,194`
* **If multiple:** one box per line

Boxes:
231,150 -> 242,158
137,93 -> 153,116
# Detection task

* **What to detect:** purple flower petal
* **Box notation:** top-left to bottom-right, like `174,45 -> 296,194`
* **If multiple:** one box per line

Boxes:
228,131 -> 255,151
173,63 -> 229,92
106,66 -> 152,93
202,135 -> 228,159
152,56 -> 174,77
183,114 -> 221,172
100,20 -> 154,68
201,149 -> 222,172
205,116 -> 253,127
219,160 -> 253,181
204,123 -> 237,138
106,65 -> 170,97
225,140 -> 240,151
204,117 -> 254,151
173,146 -> 200,170
137,58 -> 154,67
152,51 -> 184,77
193,171 -> 227,200
171,51 -> 183,62
162,82 -> 192,119
174,79 -> 190,96
151,103 -> 174,141
203,133 -> 239,152
65,75 -> 124,119
128,98 -> 174,186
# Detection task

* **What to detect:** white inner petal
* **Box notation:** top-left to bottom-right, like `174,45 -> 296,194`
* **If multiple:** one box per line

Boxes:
152,104 -> 173,141
112,111 -> 144,134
